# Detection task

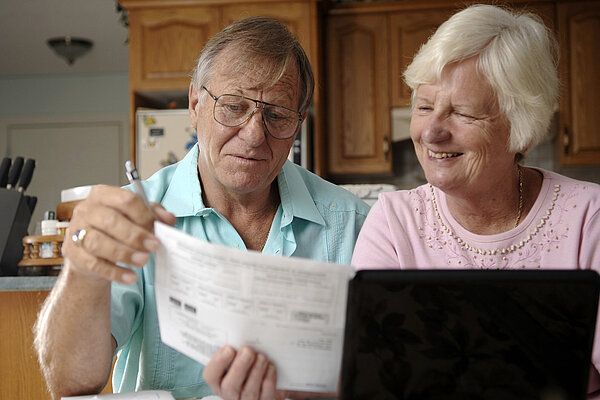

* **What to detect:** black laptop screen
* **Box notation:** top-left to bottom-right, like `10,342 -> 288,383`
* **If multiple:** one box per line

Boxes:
340,269 -> 600,400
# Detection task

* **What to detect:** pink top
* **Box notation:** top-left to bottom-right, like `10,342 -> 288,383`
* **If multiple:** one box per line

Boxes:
351,168 -> 600,392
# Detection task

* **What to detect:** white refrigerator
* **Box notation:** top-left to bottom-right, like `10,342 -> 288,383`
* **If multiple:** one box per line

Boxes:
136,109 -> 197,180
136,108 -> 311,180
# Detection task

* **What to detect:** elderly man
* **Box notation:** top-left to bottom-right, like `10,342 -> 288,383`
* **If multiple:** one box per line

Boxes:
34,17 -> 369,400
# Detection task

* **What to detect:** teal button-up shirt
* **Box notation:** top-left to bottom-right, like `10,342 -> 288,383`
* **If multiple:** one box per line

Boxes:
110,145 -> 369,398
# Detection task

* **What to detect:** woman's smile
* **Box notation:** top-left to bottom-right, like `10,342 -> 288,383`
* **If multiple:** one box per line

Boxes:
427,149 -> 463,159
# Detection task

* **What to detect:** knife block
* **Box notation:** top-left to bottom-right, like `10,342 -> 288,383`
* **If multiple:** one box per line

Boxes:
0,188 -> 32,276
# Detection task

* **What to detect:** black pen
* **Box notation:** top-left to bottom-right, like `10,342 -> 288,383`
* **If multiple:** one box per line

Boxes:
125,160 -> 150,208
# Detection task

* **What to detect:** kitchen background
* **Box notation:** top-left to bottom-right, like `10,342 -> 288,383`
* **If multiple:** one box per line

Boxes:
0,0 -> 599,236
0,1 -> 130,233
1,2 -> 598,397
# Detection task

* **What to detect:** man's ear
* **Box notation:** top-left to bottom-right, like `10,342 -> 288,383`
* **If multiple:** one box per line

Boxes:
189,84 -> 199,127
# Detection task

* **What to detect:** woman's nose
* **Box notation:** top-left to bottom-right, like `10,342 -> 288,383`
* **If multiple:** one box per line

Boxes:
422,113 -> 451,143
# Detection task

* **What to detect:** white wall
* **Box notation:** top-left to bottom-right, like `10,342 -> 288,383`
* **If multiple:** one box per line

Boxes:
0,73 -> 129,233
0,73 -> 128,117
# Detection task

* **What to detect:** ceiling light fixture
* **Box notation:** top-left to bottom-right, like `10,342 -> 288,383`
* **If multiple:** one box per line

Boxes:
46,36 -> 94,65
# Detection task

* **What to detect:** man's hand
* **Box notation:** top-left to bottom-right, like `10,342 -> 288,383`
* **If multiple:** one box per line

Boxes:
203,346 -> 289,400
61,184 -> 176,285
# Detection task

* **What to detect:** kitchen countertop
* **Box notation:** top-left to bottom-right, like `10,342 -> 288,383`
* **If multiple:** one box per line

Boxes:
0,276 -> 58,291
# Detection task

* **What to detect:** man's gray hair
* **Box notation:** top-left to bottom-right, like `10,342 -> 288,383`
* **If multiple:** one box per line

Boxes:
404,4 -> 559,154
191,16 -> 314,113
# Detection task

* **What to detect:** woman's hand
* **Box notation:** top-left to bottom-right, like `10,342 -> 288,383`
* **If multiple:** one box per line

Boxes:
61,184 -> 176,285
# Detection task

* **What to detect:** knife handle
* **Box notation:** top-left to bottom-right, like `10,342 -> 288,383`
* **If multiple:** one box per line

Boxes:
17,159 -> 35,192
26,195 -> 38,214
0,157 -> 10,188
6,156 -> 24,190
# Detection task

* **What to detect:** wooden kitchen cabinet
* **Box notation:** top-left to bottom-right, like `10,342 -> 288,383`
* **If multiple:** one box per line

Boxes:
221,3 -> 313,43
0,289 -> 114,399
326,12 -> 392,175
128,6 -> 221,92
120,0 -> 326,175
557,1 -> 600,166
326,4 -> 454,176
389,9 -> 453,108
0,290 -> 52,399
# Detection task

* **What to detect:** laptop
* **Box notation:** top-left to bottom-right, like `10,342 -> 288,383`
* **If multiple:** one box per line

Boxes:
340,269 -> 600,400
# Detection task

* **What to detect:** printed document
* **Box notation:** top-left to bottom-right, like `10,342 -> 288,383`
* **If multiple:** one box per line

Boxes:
154,222 -> 354,392
62,391 -> 175,399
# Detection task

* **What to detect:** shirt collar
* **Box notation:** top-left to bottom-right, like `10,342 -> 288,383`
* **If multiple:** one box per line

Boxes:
161,145 -> 325,226
161,144 -> 207,217
278,161 -> 326,226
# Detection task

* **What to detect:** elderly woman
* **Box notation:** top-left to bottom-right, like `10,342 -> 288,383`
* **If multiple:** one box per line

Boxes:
351,3 -> 600,394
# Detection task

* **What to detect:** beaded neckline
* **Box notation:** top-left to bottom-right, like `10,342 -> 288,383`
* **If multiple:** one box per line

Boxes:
428,183 -> 561,256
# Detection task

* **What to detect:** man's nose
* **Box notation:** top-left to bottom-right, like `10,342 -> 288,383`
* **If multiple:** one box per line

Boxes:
238,105 -> 267,145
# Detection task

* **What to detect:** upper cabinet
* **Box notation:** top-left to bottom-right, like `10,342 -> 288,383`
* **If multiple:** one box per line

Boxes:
220,3 -> 313,43
128,6 -> 221,91
389,9 -> 453,108
326,13 -> 391,175
325,4 -> 454,176
557,1 -> 600,165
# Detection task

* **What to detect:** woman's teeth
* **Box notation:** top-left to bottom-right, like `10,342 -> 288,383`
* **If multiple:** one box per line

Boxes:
428,150 -> 462,159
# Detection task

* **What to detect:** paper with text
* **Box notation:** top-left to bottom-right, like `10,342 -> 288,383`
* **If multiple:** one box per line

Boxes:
62,390 -> 175,399
154,222 -> 354,392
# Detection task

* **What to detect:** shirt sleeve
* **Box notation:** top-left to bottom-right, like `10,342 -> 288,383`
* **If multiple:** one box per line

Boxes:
580,207 -> 600,394
111,268 -> 144,351
580,207 -> 600,271
352,196 -> 404,269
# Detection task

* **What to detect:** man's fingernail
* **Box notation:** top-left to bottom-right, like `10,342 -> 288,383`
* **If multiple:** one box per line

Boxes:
240,347 -> 254,362
267,363 -> 276,377
144,238 -> 159,252
123,272 -> 137,284
256,353 -> 266,367
131,251 -> 148,265
220,346 -> 235,360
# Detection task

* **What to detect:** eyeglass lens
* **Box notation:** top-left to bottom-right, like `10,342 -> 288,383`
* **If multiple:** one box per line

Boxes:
214,94 -> 300,139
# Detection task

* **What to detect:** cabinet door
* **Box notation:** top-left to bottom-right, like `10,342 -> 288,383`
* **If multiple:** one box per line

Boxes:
220,3 -> 313,55
326,13 -> 391,175
558,2 -> 600,165
128,6 -> 221,91
389,9 -> 453,108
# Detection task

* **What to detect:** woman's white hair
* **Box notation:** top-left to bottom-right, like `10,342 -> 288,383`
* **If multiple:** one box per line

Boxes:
404,4 -> 559,154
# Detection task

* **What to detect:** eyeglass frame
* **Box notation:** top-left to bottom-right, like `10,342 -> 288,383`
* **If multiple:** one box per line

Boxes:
202,86 -> 303,140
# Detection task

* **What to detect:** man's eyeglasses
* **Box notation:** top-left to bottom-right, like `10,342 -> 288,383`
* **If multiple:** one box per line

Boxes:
202,86 -> 303,140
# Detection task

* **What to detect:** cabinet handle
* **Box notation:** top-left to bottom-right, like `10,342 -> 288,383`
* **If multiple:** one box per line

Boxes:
563,127 -> 569,155
383,135 -> 390,161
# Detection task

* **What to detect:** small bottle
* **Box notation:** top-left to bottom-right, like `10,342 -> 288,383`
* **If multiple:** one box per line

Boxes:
40,211 -> 58,258
56,221 -> 70,236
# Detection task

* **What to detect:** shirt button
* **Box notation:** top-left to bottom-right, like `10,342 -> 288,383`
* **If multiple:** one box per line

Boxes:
330,202 -> 337,208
